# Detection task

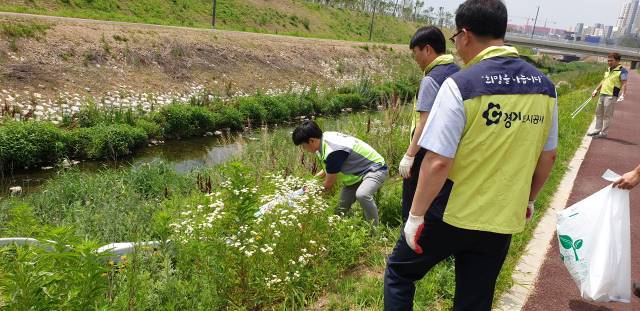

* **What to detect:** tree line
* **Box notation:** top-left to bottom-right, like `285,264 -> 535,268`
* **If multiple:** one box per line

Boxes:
304,0 -> 455,28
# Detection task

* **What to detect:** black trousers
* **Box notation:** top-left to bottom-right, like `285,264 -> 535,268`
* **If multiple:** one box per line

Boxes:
383,219 -> 512,311
401,147 -> 427,222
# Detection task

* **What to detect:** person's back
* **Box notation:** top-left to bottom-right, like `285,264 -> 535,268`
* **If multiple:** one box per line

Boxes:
320,131 -> 386,184
428,47 -> 557,233
384,1 -> 558,310
292,121 -> 388,226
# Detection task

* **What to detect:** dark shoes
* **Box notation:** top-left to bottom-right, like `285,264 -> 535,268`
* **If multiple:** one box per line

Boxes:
587,131 -> 607,138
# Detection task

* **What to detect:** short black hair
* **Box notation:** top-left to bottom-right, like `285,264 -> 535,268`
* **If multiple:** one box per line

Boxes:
409,26 -> 446,54
292,120 -> 323,145
455,0 -> 507,40
608,52 -> 621,61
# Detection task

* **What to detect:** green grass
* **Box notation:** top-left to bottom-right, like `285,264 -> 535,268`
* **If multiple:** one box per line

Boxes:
0,106 -> 412,309
0,20 -> 50,50
0,0 -> 431,43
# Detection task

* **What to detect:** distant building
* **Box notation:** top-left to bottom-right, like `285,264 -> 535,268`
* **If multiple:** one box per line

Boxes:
593,28 -> 605,37
583,26 -> 594,36
516,25 -> 564,36
605,25 -> 614,40
617,0 -> 639,35
575,23 -> 584,35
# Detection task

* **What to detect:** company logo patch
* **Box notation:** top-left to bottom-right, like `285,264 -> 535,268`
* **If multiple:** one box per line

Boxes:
482,102 -> 502,126
482,102 -> 546,128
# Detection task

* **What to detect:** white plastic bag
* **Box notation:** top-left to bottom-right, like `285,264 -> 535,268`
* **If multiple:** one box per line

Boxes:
254,187 -> 306,217
556,170 -> 631,303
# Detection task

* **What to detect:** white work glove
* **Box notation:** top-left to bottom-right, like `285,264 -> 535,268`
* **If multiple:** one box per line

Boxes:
591,89 -> 598,98
404,212 -> 425,254
617,94 -> 625,102
526,200 -> 535,222
398,154 -> 415,179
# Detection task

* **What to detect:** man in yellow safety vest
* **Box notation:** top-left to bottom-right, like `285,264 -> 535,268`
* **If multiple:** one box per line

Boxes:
588,52 -> 628,138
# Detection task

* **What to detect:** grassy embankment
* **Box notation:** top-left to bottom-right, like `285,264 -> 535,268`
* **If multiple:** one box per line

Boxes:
0,0 -> 431,43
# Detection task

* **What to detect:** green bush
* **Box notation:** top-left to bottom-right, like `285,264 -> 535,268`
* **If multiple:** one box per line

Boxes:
336,93 -> 367,109
70,124 -> 147,160
75,103 -> 104,127
321,93 -> 366,114
261,96 -> 292,123
135,118 -> 163,138
0,121 -> 68,169
155,104 -> 215,138
281,93 -> 315,117
237,96 -> 268,124
213,106 -> 244,131
189,106 -> 217,133
154,104 -> 195,138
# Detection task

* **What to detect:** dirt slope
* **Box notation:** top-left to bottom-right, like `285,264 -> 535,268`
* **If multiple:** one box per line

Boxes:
0,12 -> 412,105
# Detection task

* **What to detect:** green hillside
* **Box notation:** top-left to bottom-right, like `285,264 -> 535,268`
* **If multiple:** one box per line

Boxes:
0,0 -> 436,43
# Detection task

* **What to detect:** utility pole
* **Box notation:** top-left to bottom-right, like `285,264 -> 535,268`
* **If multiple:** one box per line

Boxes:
531,5 -> 540,38
369,0 -> 377,41
212,0 -> 217,28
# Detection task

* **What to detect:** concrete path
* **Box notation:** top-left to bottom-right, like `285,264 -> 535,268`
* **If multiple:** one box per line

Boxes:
523,70 -> 640,310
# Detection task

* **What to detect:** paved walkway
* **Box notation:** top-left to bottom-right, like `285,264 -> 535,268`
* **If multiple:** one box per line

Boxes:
523,70 -> 640,310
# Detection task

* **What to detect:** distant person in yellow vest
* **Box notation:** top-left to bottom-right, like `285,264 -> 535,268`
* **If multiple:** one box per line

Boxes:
588,52 -> 628,138
383,0 -> 558,309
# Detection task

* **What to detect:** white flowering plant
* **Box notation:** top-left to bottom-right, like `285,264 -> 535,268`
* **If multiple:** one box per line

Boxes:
163,163 -> 372,308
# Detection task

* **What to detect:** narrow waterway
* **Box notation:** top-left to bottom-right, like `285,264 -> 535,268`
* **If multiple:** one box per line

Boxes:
0,134 -> 248,194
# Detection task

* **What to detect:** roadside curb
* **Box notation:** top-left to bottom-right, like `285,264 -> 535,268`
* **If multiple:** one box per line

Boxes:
494,119 -> 596,311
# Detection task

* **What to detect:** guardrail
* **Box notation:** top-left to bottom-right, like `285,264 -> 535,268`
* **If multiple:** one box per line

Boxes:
505,33 -> 640,62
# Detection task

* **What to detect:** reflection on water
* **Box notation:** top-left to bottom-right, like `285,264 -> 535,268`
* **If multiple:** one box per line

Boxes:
0,135 -> 246,195
132,135 -> 245,172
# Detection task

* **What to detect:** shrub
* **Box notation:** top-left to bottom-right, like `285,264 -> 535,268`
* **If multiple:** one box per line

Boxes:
189,105 -> 217,133
75,103 -> 104,127
237,97 -> 268,124
135,118 -> 163,139
154,104 -> 195,138
213,106 -> 244,131
335,93 -> 367,109
280,93 -> 314,117
393,79 -> 417,101
321,93 -> 366,114
70,124 -> 147,160
260,96 -> 292,123
155,104 -> 215,138
0,121 -> 68,169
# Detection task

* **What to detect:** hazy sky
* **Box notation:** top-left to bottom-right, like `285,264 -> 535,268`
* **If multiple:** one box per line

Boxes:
431,0 -> 627,30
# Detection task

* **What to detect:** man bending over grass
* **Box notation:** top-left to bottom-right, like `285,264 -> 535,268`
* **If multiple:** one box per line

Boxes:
292,120 -> 388,226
